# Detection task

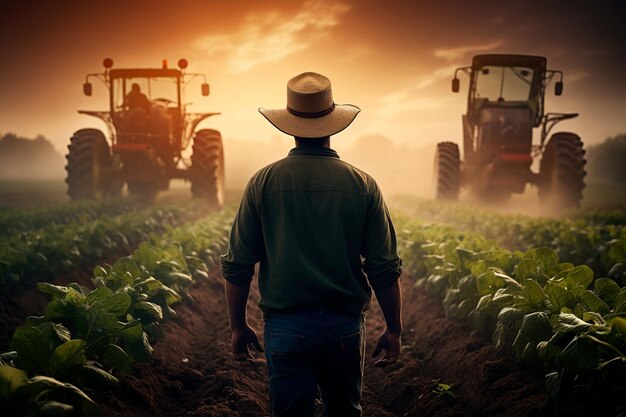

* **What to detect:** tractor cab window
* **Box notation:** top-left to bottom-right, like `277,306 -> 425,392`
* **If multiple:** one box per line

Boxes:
113,77 -> 179,110
474,66 -> 534,105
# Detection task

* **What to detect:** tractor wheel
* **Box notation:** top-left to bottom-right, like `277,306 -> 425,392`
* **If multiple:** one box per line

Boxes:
538,132 -> 586,209
434,141 -> 461,201
65,129 -> 114,200
191,129 -> 225,207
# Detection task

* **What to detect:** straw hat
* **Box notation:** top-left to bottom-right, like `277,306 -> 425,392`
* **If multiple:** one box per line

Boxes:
259,72 -> 360,138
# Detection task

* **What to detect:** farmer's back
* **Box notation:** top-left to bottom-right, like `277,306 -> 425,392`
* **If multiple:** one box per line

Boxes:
231,146 -> 399,315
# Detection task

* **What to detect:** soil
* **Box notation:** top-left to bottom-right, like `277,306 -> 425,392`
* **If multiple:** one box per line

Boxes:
85,272 -> 597,417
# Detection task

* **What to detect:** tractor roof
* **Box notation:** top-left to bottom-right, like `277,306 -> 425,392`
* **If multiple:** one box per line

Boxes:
472,54 -> 547,72
109,68 -> 182,79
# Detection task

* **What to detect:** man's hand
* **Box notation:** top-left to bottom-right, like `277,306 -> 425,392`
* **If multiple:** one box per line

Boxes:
372,328 -> 401,367
231,324 -> 263,363
225,281 -> 262,363
372,280 -> 402,367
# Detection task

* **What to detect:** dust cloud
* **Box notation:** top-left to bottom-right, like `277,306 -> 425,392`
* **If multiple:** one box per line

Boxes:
223,134 -> 436,199
0,131 -> 436,199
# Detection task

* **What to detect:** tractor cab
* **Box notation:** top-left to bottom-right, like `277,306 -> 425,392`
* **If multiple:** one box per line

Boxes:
111,69 -> 182,136
108,68 -> 185,162
465,55 -> 550,128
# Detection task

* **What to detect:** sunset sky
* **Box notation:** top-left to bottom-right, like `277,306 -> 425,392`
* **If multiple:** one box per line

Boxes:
1,0 -> 625,154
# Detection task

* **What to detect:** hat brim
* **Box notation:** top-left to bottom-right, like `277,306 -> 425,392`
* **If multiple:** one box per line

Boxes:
259,104 -> 360,138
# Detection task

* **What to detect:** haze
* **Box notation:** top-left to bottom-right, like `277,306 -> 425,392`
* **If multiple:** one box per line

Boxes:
0,0 -> 624,195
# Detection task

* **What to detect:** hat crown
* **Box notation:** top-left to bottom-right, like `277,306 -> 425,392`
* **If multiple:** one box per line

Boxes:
287,72 -> 334,114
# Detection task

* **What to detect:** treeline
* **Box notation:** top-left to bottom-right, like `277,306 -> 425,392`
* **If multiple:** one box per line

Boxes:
0,133 -> 64,179
586,133 -> 626,183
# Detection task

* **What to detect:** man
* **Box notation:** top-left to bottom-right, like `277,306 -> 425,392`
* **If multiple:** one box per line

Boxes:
123,83 -> 151,113
220,72 -> 402,417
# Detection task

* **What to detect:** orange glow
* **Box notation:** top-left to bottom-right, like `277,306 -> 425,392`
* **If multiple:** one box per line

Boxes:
0,0 -> 624,191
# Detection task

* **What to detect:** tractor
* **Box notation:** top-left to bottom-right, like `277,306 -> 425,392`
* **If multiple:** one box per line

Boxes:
66,58 -> 224,206
434,54 -> 586,208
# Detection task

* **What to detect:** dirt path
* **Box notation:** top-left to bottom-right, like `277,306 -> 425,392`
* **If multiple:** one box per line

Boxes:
92,272 -> 595,417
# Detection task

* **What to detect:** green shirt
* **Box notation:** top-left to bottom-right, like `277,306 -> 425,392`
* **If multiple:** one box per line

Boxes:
220,146 -> 402,315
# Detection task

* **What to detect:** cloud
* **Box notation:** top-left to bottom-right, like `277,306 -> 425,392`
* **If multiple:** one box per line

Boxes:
434,41 -> 504,61
376,66 -> 458,118
193,1 -> 350,73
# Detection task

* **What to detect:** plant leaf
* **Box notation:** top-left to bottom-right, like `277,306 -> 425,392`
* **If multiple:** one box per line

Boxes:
593,278 -> 621,308
564,265 -> 594,291
512,312 -> 552,359
10,326 -> 52,374
523,279 -> 547,308
85,286 -> 114,306
544,281 -> 575,312
78,364 -> 119,389
0,365 -> 29,400
50,340 -> 87,375
552,313 -> 592,333
558,335 -> 599,372
103,344 -> 133,374
132,301 -> 164,322
579,290 -> 610,316
101,291 -> 131,317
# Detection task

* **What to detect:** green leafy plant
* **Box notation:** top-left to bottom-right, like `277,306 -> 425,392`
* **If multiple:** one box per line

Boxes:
394,196 -> 626,278
396,212 -> 626,413
0,201 -> 209,294
1,207 -> 234,416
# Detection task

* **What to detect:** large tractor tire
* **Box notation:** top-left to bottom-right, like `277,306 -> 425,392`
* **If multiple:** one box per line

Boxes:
191,129 -> 225,207
434,141 -> 461,201
65,129 -> 118,199
538,132 -> 586,209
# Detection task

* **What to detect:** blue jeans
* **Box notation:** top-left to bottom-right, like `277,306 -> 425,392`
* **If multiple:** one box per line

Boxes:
263,308 -> 365,417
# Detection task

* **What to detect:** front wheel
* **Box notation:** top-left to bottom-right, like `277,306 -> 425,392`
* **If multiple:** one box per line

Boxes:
538,132 -> 586,209
190,129 -> 225,208
434,141 -> 461,201
65,129 -> 116,200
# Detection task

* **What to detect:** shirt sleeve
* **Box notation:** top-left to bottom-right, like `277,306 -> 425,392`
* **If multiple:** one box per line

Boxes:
220,179 -> 263,286
361,178 -> 403,291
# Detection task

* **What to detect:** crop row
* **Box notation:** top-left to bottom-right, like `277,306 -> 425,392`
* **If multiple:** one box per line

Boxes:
0,198 -> 140,238
394,197 -> 626,277
0,201 -> 212,294
0,209 -> 234,416
396,214 -> 626,414
394,196 -> 626,226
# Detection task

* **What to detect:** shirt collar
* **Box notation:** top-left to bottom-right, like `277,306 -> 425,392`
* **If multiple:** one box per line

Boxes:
288,147 -> 340,158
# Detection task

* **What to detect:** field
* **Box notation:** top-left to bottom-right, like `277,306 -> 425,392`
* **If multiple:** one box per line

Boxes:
0,181 -> 625,417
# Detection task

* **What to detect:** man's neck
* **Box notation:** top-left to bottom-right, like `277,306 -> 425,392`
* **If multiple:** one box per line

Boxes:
294,136 -> 331,149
